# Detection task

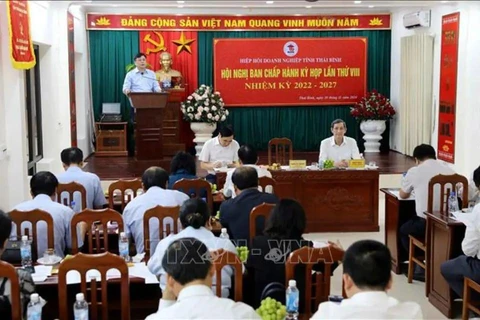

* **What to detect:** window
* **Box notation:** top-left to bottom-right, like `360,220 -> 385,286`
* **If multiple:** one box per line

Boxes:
25,45 -> 43,175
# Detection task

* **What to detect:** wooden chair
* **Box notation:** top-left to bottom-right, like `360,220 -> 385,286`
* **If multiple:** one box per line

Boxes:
58,252 -> 130,320
408,173 -> 468,296
286,245 -> 344,316
0,261 -> 22,320
211,249 -> 243,301
462,277 -> 480,320
268,138 -> 293,165
71,208 -> 124,254
9,209 -> 54,259
108,179 -> 143,211
249,203 -> 276,245
57,181 -> 87,211
172,178 -> 213,212
258,176 -> 276,194
143,205 -> 180,262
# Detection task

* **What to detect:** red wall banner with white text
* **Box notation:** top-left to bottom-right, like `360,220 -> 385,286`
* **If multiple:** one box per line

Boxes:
437,12 -> 460,163
213,38 -> 367,107
6,0 -> 36,69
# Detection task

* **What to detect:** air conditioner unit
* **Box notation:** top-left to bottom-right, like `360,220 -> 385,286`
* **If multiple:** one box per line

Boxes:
403,11 -> 431,29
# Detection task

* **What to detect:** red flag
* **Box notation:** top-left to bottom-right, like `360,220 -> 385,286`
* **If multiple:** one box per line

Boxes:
139,31 -> 198,149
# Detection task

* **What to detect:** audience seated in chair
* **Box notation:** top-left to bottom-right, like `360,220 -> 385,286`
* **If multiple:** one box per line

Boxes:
146,238 -> 259,320
220,167 -> 278,245
0,210 -> 36,318
460,165 -> 480,207
57,147 -> 107,209
11,171 -> 85,258
168,151 -> 198,189
122,167 -> 189,254
148,198 -> 238,298
399,144 -> 455,279
223,144 -> 272,199
312,240 -> 423,319
247,199 -> 338,309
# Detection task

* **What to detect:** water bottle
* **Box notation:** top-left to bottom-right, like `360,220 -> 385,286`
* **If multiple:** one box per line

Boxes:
318,160 -> 324,169
448,191 -> 459,214
73,293 -> 89,320
219,228 -> 229,239
27,293 -> 42,320
118,232 -> 129,261
20,235 -> 33,269
286,279 -> 299,320
70,200 -> 76,212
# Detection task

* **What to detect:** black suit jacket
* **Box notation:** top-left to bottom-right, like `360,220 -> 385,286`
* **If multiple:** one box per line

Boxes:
219,188 -> 278,246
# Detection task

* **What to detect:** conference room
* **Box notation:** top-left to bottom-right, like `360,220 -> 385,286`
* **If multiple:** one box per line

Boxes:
1,0 -> 480,319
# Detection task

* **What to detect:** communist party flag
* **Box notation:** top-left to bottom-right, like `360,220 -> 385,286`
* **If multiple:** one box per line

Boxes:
139,30 -> 198,148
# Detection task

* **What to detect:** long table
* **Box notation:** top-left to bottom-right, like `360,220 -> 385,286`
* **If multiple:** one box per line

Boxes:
218,169 -> 379,233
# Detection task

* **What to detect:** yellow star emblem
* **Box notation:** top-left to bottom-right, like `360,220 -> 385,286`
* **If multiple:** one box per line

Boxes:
172,31 -> 195,55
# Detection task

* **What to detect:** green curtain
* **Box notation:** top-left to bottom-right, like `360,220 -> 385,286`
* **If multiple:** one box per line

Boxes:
89,31 -> 139,153
198,31 -> 391,151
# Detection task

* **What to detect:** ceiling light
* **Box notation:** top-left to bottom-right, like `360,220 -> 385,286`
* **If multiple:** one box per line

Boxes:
177,1 -> 185,3
354,1 -> 362,3
369,5 -> 374,8
305,5 -> 312,8
178,5 -> 184,8
236,14 -> 243,16
294,14 -> 303,16
266,1 -> 274,4
441,1 -> 449,2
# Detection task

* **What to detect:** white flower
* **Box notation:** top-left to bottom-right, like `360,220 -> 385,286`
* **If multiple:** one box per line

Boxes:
214,115 -> 220,121
204,107 -> 210,112
207,113 -> 213,119
225,110 -> 229,116
211,106 -> 217,111
195,113 -> 201,120
187,96 -> 193,100
198,106 -> 204,113
221,115 -> 226,121
204,101 -> 210,106
201,84 -> 206,88
188,114 -> 194,119
214,91 -> 220,95
187,107 -> 194,113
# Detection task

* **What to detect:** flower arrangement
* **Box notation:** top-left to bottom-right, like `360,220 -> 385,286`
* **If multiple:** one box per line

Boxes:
350,89 -> 396,121
181,85 -> 229,124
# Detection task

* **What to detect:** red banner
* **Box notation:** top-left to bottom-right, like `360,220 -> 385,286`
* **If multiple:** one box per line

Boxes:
214,38 -> 367,107
6,0 -> 36,69
86,14 -> 390,31
68,12 -> 77,146
437,12 -> 460,163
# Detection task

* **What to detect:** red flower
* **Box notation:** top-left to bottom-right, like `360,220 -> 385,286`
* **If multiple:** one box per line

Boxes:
350,91 -> 396,121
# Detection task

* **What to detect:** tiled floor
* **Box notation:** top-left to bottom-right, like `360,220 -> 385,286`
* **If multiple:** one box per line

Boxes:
303,174 -> 448,319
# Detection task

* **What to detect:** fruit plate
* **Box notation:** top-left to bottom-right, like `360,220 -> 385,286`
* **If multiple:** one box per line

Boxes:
37,256 -> 62,266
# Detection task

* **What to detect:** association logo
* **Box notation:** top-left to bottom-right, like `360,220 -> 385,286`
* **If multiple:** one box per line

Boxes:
283,41 -> 298,57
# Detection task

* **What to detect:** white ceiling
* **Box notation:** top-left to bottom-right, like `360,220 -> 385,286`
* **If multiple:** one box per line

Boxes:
73,0 -> 459,14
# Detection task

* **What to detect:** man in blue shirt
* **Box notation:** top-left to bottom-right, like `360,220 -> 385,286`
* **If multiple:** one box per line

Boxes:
57,147 -> 107,210
122,52 -> 161,95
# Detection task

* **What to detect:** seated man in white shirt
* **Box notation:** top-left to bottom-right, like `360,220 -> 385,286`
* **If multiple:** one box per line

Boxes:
312,240 -> 422,319
145,238 -> 260,320
122,167 -> 189,255
441,203 -> 480,301
319,119 -> 360,168
198,125 -> 240,184
462,165 -> 480,207
223,144 -> 272,199
57,147 -> 107,210
399,144 -> 455,280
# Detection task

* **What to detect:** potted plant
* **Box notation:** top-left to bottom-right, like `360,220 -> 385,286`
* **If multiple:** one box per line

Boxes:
350,89 -> 396,153
181,84 -> 229,155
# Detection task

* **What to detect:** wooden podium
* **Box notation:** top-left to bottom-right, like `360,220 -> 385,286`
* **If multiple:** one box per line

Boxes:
130,91 -> 185,161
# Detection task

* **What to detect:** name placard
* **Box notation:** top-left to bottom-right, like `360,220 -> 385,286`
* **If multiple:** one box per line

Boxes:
289,160 -> 307,169
349,159 -> 365,169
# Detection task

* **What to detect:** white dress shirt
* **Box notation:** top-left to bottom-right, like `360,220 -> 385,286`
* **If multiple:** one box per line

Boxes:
319,136 -> 360,162
57,166 -> 107,210
122,186 -> 189,254
312,291 -> 423,319
122,68 -> 161,93
147,226 -> 238,297
223,165 -> 273,198
401,159 -> 455,218
459,174 -> 480,206
145,284 -> 261,320
199,137 -> 240,175
461,204 -> 480,258
11,194 -> 81,258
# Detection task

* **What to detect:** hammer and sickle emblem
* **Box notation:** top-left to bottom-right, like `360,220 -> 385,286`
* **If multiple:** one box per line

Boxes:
144,32 -> 167,54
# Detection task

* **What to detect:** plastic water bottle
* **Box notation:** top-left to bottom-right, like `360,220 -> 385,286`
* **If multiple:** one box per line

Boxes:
118,232 -> 129,261
73,293 -> 89,320
70,200 -> 76,212
27,293 -> 42,320
286,279 -> 299,320
318,160 -> 324,169
20,235 -> 33,269
219,228 -> 229,239
448,191 -> 459,214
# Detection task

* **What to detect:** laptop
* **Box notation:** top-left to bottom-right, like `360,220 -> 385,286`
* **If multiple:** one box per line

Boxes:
100,103 -> 122,122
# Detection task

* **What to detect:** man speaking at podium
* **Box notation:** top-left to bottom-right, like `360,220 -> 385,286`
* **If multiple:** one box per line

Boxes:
122,52 -> 161,95
319,119 -> 361,168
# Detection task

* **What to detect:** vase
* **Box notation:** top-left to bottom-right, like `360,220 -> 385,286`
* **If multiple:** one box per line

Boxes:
190,122 -> 217,156
359,120 -> 387,153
